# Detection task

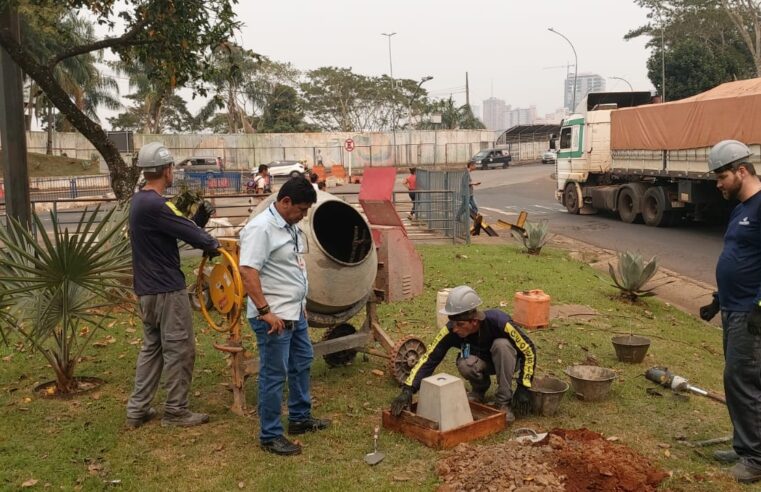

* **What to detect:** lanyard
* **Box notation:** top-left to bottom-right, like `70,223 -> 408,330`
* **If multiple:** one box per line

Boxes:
269,206 -> 300,252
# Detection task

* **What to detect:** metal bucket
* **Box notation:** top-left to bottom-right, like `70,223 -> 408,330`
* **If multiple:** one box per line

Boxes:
564,365 -> 616,401
611,335 -> 651,363
528,376 -> 569,416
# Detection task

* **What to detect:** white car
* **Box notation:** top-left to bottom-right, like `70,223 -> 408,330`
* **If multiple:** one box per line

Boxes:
541,150 -> 557,164
263,160 -> 306,178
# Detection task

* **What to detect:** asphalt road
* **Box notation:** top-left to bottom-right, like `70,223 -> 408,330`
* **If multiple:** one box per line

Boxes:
471,164 -> 725,287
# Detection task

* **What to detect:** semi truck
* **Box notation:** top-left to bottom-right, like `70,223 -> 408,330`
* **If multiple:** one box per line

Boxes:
555,79 -> 761,226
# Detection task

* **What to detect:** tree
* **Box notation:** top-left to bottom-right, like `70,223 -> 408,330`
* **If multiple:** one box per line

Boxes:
628,0 -> 756,99
419,97 -> 485,130
721,0 -> 761,76
108,93 -> 195,133
257,84 -> 314,133
0,0 -> 239,200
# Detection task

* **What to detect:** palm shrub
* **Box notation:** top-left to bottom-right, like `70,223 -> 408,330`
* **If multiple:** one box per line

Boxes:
0,206 -> 133,394
512,220 -> 552,255
608,251 -> 659,302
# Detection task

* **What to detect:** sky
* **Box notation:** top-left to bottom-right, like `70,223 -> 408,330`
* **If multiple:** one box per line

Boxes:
233,0 -> 655,118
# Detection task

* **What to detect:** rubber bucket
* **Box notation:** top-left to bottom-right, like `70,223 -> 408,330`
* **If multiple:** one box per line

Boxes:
611,335 -> 651,363
528,376 -> 569,416
564,365 -> 616,402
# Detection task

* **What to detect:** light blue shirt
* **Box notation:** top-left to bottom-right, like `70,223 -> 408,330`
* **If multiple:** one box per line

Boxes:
239,203 -> 308,320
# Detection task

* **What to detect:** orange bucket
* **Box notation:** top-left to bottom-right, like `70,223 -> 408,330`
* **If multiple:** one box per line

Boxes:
512,289 -> 550,330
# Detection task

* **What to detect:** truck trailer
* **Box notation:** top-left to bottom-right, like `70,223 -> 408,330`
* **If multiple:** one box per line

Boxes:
555,79 -> 761,226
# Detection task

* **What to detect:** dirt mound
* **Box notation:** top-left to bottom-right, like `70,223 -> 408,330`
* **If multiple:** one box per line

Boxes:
436,428 -> 668,492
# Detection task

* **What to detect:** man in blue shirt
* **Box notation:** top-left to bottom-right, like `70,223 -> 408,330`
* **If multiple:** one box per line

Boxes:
239,177 -> 329,456
126,142 -> 219,429
701,139 -> 761,483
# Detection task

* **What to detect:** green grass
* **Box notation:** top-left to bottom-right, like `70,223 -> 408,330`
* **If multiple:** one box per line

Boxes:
0,243 -> 750,490
0,152 -> 97,178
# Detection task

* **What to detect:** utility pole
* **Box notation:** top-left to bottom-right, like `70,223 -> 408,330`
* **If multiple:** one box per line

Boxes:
465,72 -> 470,109
381,32 -> 397,166
0,5 -> 31,227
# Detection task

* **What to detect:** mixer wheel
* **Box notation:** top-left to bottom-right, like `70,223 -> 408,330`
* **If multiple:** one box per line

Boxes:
388,336 -> 427,385
321,323 -> 358,367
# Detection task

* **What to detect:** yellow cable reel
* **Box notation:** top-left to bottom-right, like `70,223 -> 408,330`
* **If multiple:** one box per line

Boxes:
196,240 -> 245,335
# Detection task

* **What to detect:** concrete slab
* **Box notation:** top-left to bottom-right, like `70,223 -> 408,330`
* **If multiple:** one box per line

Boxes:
417,373 -> 473,431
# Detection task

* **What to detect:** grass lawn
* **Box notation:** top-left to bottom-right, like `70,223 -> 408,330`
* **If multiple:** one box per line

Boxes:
0,152 -> 97,178
0,243 -> 746,491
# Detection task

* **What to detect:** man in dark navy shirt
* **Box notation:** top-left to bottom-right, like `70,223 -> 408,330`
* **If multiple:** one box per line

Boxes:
390,285 -> 536,423
700,139 -> 761,483
126,142 -> 219,429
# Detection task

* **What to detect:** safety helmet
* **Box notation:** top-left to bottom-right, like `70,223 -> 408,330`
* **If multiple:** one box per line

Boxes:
439,285 -> 483,317
136,142 -> 174,172
708,140 -> 752,172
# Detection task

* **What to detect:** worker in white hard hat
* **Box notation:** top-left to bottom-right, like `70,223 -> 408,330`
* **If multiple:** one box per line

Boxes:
126,142 -> 220,429
390,285 -> 536,423
701,139 -> 761,483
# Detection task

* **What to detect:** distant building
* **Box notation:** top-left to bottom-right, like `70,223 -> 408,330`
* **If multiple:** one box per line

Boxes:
470,104 -> 481,120
535,107 -> 569,125
564,73 -> 606,111
505,105 -> 537,128
482,97 -> 507,130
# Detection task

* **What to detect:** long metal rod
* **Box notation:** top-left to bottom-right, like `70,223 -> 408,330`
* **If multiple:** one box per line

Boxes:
381,32 -> 397,166
548,28 -> 578,112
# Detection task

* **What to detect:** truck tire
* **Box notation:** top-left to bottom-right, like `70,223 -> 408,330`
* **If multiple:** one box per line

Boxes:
642,187 -> 672,227
617,187 -> 640,224
564,183 -> 581,215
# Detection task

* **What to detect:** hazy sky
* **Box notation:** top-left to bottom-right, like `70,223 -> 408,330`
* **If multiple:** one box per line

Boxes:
235,0 -> 655,117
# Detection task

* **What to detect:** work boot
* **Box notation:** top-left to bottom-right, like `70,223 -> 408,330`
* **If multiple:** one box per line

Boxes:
730,462 -> 761,483
496,404 -> 515,424
260,435 -> 302,456
288,416 -> 331,435
466,390 -> 486,404
125,407 -> 158,429
161,410 -> 210,428
714,448 -> 740,464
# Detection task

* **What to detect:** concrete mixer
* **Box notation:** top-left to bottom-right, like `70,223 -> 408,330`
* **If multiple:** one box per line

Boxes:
193,189 -> 427,415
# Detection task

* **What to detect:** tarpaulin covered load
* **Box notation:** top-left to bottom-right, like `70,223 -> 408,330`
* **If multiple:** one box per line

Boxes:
610,78 -> 761,150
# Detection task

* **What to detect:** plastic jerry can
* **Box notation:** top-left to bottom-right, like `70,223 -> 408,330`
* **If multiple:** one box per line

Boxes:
512,289 -> 551,330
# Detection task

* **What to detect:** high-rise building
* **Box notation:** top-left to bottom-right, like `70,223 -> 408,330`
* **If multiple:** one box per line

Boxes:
564,73 -> 606,111
505,105 -> 537,128
482,97 -> 507,130
470,104 -> 481,120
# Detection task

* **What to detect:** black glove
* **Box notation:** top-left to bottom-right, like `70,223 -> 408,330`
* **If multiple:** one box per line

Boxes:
203,243 -> 221,260
748,304 -> 761,335
391,386 -> 413,417
699,295 -> 720,321
193,200 -> 215,228
512,384 -> 532,418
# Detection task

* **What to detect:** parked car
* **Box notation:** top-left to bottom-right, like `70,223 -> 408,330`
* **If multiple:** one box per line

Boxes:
175,156 -> 225,174
468,148 -> 511,169
264,160 -> 306,178
541,150 -> 557,164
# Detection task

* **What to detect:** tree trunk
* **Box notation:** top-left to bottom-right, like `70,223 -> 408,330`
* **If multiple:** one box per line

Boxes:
0,31 -> 137,201
45,102 -> 53,155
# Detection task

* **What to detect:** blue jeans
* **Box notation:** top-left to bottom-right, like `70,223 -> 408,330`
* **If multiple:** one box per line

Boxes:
722,310 -> 761,470
249,311 -> 313,442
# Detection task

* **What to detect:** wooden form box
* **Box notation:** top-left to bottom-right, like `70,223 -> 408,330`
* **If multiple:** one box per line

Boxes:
381,401 -> 506,449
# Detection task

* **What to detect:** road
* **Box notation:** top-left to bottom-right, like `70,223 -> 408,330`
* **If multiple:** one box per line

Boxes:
471,164 -> 725,286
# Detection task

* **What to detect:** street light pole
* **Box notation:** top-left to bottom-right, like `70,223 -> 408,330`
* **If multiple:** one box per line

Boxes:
609,76 -> 633,92
548,27 -> 578,113
407,76 -> 433,165
381,32 -> 397,166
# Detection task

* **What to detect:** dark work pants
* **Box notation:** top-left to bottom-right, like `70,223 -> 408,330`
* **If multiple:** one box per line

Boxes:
722,310 -> 761,470
455,338 -> 517,407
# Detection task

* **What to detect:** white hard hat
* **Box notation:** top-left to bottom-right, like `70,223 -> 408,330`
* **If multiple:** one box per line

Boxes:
136,142 -> 174,171
708,140 -> 752,172
439,285 -> 484,319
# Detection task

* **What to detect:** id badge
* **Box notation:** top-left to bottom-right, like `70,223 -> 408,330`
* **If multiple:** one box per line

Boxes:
297,254 -> 306,270
462,343 -> 470,359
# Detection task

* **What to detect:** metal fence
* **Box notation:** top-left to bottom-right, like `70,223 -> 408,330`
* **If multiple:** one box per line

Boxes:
416,169 -> 470,243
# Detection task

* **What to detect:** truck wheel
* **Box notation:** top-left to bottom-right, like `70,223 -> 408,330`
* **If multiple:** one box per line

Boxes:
617,187 -> 640,224
564,183 -> 580,215
642,187 -> 671,227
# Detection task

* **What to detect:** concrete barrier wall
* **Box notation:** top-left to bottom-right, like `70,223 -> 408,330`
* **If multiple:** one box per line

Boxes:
25,129 -> 500,173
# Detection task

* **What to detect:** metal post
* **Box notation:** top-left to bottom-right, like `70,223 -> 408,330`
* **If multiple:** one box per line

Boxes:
381,32 -> 397,166
407,76 -> 433,167
610,76 -> 634,92
0,6 -> 31,227
548,28 -> 578,113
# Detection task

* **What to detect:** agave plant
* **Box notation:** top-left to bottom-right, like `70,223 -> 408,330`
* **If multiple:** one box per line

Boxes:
0,205 -> 133,394
512,220 -> 552,255
609,251 -> 659,301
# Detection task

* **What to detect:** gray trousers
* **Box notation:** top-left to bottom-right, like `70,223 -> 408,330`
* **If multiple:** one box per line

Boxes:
126,289 -> 195,418
723,311 -> 761,470
455,338 -> 517,406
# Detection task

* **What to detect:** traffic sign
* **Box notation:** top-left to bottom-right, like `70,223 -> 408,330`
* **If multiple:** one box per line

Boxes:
344,138 -> 355,152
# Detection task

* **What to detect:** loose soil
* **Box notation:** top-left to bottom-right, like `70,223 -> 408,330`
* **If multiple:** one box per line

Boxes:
436,428 -> 668,492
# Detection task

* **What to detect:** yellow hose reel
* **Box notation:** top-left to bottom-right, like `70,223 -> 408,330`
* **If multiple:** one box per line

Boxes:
195,239 -> 245,337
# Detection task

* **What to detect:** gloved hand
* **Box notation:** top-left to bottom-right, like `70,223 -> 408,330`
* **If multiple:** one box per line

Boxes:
391,386 -> 414,417
203,245 -> 221,260
512,384 -> 532,417
748,304 -> 761,335
193,200 -> 215,228
699,295 -> 720,321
